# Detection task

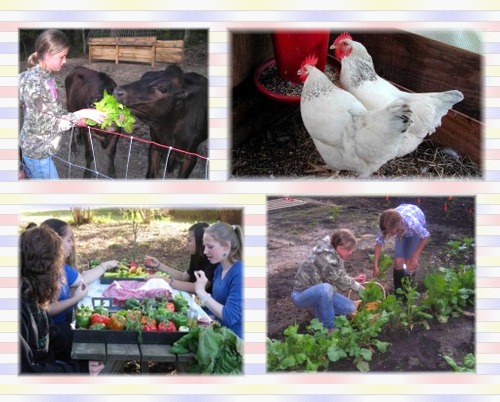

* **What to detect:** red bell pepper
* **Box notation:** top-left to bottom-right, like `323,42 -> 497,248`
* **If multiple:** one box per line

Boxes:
90,313 -> 110,327
108,314 -> 126,331
158,320 -> 177,332
142,318 -> 157,331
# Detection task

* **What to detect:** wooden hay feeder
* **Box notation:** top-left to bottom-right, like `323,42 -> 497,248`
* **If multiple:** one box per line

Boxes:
88,37 -> 184,67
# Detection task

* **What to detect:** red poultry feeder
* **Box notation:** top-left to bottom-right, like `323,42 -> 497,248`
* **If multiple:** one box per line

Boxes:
254,31 -> 331,105
272,31 -> 330,84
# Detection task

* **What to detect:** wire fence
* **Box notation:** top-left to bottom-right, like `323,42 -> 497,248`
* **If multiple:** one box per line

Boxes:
53,124 -> 209,180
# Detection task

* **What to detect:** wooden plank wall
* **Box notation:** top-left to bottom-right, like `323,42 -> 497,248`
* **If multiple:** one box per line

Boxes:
339,31 -> 482,165
340,31 -> 481,121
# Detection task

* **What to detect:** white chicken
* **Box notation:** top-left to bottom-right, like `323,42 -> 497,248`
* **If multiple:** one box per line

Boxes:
298,55 -> 413,178
331,32 -> 464,157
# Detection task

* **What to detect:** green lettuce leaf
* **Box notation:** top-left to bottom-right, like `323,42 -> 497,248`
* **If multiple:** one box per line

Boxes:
86,90 -> 136,134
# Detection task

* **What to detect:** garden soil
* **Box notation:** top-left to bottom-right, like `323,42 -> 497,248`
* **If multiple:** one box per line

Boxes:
267,196 -> 476,372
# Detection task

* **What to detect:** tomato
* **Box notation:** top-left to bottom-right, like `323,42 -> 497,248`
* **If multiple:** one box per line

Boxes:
158,320 -> 177,332
90,313 -> 110,327
108,314 -> 126,331
165,302 -> 176,312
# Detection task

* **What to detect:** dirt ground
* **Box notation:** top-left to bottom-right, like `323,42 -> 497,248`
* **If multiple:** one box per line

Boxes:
20,42 -> 208,180
231,78 -> 480,180
267,196 -> 475,371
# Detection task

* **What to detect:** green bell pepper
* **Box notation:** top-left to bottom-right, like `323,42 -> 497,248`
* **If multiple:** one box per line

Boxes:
171,312 -> 188,329
93,305 -> 109,316
75,311 -> 91,328
75,305 -> 92,329
124,298 -> 141,310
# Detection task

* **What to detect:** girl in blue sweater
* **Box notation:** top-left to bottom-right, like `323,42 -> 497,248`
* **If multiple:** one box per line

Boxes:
194,222 -> 243,338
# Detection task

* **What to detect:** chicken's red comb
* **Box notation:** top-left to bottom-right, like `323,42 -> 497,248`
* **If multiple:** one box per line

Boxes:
301,55 -> 318,68
333,32 -> 352,46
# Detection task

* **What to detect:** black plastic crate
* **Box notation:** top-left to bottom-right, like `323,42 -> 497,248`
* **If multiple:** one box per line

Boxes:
73,328 -> 187,345
99,274 -> 147,284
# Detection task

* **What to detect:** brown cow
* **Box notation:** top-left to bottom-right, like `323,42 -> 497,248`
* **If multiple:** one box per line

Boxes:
113,64 -> 208,179
65,66 -> 119,178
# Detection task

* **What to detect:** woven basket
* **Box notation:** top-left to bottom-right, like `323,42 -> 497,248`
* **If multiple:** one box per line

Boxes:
348,281 -> 386,319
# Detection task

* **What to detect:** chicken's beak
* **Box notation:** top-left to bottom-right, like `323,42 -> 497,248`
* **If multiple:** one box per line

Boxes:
330,44 -> 336,50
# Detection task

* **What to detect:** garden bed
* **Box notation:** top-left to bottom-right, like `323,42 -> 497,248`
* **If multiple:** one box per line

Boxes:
267,196 -> 475,371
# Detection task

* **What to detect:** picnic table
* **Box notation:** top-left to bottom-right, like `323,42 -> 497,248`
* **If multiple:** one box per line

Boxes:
71,279 -> 203,373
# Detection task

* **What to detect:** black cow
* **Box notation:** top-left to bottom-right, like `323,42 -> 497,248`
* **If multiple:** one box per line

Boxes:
65,66 -> 119,178
113,64 -> 208,179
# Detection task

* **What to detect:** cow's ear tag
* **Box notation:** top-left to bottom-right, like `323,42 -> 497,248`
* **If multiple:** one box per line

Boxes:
176,90 -> 190,99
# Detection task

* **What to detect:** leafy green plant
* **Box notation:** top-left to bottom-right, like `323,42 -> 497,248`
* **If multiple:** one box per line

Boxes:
376,294 -> 404,332
446,237 -> 475,269
396,278 -> 433,331
444,353 -> 475,372
171,325 -> 242,374
447,237 -> 474,256
86,90 -> 136,133
359,281 -> 384,303
328,310 -> 390,372
422,266 -> 475,323
369,252 -> 393,279
330,205 -> 342,221
457,265 -> 475,293
267,319 -> 332,372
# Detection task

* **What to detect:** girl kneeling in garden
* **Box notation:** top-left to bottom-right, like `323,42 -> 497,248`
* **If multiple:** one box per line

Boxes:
291,229 -> 366,331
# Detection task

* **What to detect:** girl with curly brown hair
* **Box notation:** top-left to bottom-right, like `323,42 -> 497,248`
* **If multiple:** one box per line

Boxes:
20,225 -> 104,374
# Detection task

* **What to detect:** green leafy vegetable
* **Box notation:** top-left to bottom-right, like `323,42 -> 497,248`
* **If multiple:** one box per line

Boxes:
422,265 -> 475,323
171,325 -> 243,374
444,353 -> 475,372
359,281 -> 384,304
267,319 -> 332,372
86,90 -> 136,133
368,251 -> 393,278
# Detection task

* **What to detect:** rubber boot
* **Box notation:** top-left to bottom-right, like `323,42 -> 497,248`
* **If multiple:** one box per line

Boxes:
393,268 -> 406,296
394,268 -> 415,299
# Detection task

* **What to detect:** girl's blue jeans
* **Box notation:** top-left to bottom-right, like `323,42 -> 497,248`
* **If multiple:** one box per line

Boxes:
22,155 -> 59,179
394,233 -> 422,259
291,283 -> 355,329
